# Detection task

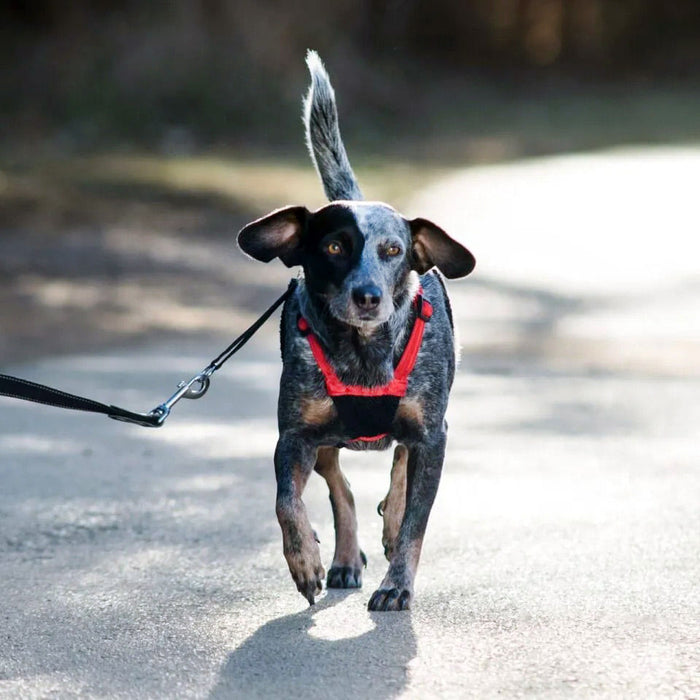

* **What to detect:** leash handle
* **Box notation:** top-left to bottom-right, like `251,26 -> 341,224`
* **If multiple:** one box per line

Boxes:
0,373 -> 164,428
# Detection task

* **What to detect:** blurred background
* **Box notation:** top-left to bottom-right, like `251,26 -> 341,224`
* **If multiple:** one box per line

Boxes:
1,0 -> 699,365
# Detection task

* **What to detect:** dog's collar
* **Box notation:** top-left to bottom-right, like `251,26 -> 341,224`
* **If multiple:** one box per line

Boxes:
298,288 -> 432,407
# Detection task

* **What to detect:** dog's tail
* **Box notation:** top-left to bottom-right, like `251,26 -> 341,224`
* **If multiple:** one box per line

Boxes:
303,50 -> 362,202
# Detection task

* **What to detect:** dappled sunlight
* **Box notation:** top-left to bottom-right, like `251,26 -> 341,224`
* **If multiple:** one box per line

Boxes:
422,146 -> 700,375
450,369 -> 700,442
146,420 -> 278,459
75,155 -> 327,213
16,276 -> 254,334
167,473 -> 241,494
307,603 -> 376,641
414,146 -> 700,297
50,354 -> 277,383
101,228 -> 272,285
0,677 -> 87,698
24,154 -> 444,219
561,283 -> 700,341
436,468 -> 652,524
0,433 -> 83,455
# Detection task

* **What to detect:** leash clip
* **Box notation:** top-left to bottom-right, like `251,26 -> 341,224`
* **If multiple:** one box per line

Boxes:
148,366 -> 216,424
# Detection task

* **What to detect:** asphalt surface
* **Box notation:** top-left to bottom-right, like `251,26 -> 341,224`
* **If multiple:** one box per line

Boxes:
1,147 -> 699,698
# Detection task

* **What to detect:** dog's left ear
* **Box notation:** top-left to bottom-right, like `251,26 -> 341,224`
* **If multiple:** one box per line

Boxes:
237,205 -> 309,267
409,218 -> 476,279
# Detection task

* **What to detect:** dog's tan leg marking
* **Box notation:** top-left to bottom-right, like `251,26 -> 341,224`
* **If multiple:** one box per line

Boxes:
276,461 -> 325,604
397,398 -> 424,427
378,444 -> 408,561
300,396 -> 336,426
314,446 -> 365,588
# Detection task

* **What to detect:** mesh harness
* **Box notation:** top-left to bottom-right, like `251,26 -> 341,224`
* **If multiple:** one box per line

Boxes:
297,291 -> 433,442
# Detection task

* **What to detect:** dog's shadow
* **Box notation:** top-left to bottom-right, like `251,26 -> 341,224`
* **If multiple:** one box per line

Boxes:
208,591 -> 417,699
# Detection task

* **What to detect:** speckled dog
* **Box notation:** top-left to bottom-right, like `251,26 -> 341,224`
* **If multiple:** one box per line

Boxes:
237,51 -> 475,611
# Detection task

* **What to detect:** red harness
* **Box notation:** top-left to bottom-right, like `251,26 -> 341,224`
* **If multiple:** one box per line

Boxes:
297,292 -> 433,442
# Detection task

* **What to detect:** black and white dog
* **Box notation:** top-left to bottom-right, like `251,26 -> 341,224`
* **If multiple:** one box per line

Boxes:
238,51 -> 475,611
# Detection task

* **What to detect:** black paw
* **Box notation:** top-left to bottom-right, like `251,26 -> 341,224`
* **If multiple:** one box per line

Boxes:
367,587 -> 411,611
327,565 -> 362,589
288,559 -> 325,605
294,572 -> 324,605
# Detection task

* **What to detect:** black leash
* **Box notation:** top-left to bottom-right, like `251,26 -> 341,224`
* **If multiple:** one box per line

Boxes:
0,279 -> 298,428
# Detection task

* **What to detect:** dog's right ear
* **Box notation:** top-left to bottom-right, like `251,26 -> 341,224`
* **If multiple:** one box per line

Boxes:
237,206 -> 309,267
409,217 -> 476,279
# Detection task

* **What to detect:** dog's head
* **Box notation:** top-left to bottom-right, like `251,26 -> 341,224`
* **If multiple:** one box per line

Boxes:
237,200 -> 474,328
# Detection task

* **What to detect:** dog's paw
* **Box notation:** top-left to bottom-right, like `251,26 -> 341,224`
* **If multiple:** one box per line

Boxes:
327,565 -> 362,588
286,548 -> 325,605
326,549 -> 367,589
367,587 -> 412,611
291,562 -> 325,605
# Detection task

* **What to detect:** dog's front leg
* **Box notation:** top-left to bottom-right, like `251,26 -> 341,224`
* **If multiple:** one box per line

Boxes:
275,435 -> 325,604
368,430 -> 446,611
378,444 -> 408,562
314,446 -> 366,588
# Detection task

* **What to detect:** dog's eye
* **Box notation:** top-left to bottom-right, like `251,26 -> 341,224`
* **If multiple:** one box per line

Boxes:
385,245 -> 402,257
325,241 -> 343,256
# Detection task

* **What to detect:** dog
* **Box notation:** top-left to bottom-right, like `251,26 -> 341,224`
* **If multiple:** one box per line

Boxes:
237,51 -> 475,611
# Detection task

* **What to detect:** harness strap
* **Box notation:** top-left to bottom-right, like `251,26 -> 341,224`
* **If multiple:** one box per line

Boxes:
297,291 -> 433,399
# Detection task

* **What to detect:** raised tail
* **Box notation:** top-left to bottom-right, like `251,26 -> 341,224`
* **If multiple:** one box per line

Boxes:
303,50 -> 362,202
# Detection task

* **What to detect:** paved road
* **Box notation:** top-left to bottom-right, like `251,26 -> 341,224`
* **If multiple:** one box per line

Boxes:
1,148 -> 699,698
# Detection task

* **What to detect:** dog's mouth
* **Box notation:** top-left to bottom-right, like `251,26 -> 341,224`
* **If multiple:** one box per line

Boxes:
331,306 -> 389,330
356,309 -> 381,322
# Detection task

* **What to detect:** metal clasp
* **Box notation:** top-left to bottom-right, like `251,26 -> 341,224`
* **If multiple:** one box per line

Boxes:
147,365 -> 216,425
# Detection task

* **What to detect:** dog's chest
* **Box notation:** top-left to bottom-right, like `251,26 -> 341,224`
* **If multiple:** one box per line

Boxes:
296,320 -> 422,442
297,326 -> 399,388
331,351 -> 395,387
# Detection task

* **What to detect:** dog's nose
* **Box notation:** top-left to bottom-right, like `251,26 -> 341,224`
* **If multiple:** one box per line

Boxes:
352,284 -> 382,310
